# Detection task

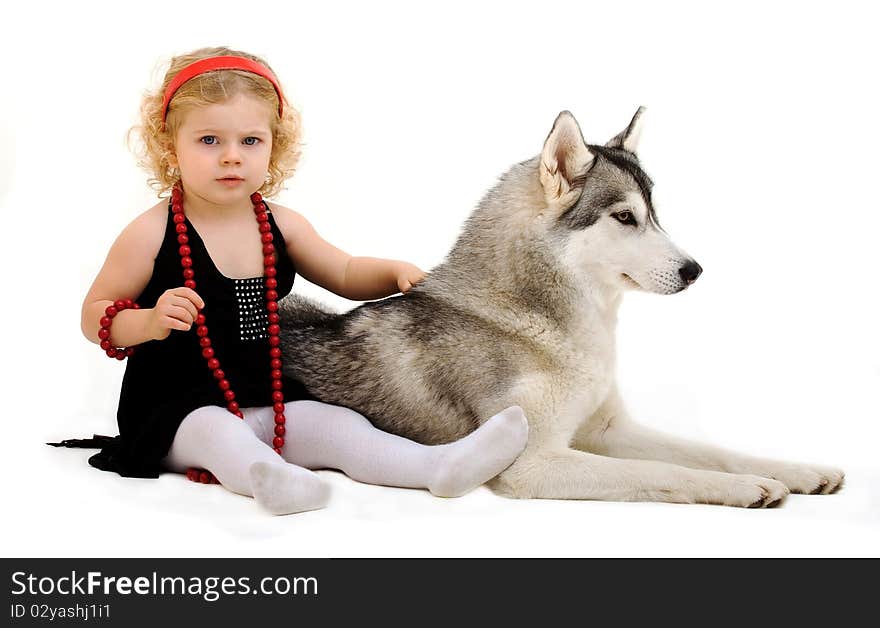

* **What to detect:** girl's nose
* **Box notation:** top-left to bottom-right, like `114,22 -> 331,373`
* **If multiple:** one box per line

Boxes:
221,148 -> 242,165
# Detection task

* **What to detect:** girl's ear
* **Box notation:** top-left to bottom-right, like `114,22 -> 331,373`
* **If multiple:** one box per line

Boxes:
164,133 -> 179,169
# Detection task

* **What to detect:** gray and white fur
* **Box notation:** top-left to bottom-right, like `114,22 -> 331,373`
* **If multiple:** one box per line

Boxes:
279,108 -> 844,507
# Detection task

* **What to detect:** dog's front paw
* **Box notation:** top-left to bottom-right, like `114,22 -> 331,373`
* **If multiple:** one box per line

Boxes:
762,464 -> 845,495
722,475 -> 789,508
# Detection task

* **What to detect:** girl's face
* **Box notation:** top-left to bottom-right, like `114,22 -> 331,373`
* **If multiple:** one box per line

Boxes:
169,92 -> 274,206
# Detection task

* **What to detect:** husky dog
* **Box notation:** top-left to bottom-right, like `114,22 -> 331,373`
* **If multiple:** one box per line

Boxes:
279,108 -> 844,507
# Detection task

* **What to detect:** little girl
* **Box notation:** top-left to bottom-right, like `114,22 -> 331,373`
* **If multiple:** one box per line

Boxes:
61,46 -> 528,515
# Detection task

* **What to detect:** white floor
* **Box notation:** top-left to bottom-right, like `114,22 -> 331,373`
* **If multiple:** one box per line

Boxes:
5,433 -> 875,558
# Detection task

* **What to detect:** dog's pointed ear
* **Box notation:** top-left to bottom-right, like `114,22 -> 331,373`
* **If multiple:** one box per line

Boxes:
606,106 -> 645,153
540,111 -> 595,209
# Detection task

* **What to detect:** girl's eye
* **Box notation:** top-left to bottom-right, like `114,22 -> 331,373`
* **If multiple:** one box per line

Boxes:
243,137 -> 260,146
200,136 -> 217,145
613,210 -> 637,226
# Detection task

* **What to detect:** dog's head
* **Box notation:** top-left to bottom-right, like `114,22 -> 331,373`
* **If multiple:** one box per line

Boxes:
540,108 -> 701,295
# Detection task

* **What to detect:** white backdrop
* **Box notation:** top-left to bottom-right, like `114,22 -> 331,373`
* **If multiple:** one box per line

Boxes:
1,0 -> 877,557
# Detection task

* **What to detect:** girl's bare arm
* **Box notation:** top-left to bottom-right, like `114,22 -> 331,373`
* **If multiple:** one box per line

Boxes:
81,203 -> 202,347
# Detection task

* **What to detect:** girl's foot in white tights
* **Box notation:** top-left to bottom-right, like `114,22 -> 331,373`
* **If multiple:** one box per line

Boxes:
163,406 -> 331,516
248,461 -> 330,515
427,406 -> 529,497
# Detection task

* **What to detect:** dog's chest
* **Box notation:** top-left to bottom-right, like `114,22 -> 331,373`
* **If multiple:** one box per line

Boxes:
560,310 -> 616,384
558,344 -> 614,430
524,316 -> 616,443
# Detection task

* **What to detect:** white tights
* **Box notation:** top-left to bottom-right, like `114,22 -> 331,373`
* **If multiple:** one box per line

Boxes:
163,400 -> 528,515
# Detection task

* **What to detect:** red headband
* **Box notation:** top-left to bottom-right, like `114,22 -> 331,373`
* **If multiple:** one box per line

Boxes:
161,55 -> 285,122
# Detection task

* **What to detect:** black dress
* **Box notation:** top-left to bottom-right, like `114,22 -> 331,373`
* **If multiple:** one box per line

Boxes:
52,201 -> 313,478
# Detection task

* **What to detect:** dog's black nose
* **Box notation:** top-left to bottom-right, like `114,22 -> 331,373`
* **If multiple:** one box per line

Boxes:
678,260 -> 702,285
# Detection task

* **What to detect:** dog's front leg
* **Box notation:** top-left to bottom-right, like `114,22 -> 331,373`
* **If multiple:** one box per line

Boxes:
572,386 -> 844,495
487,445 -> 789,507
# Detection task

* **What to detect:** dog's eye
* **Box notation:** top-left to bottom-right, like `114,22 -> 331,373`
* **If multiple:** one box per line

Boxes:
613,211 -> 637,226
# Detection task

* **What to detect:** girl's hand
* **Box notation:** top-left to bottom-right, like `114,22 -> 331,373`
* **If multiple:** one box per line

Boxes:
145,287 -> 205,340
395,262 -> 426,294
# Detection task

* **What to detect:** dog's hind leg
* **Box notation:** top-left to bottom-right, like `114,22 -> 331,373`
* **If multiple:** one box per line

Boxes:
572,387 -> 845,495
489,447 -> 789,507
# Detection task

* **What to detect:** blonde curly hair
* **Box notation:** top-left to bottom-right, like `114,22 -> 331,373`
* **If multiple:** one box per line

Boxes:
128,46 -> 301,198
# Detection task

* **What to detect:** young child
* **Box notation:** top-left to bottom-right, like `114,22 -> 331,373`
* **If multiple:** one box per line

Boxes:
60,46 -> 528,516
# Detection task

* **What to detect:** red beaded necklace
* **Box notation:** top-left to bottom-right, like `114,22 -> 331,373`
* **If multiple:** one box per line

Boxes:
100,186 -> 288,485
171,185 -> 288,483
